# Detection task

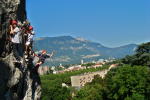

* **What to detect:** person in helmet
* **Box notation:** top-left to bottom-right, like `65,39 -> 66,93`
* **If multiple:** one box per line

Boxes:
33,50 -> 54,71
25,26 -> 35,58
10,20 -> 23,63
22,20 -> 31,44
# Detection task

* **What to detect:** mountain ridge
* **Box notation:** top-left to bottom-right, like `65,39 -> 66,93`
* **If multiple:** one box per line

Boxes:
33,36 -> 137,66
35,36 -> 137,48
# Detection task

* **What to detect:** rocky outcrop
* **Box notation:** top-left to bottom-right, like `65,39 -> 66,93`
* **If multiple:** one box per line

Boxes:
0,0 -> 41,100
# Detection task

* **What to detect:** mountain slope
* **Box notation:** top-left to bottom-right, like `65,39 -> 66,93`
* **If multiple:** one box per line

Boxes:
33,36 -> 137,66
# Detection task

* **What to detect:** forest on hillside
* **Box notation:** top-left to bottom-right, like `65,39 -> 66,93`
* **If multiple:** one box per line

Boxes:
41,42 -> 150,100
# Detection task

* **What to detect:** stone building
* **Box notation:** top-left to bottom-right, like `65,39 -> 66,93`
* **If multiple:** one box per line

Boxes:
71,70 -> 108,87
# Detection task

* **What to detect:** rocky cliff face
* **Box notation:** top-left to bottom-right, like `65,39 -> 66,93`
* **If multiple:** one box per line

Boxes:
0,0 -> 41,100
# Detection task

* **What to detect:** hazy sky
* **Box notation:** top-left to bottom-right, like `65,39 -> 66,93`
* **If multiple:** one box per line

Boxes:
26,0 -> 150,47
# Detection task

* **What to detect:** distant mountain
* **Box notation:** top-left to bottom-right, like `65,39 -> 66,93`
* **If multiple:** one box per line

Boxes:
33,36 -> 137,66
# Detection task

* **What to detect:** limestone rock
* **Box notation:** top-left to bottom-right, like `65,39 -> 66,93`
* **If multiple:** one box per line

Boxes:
0,0 -> 42,100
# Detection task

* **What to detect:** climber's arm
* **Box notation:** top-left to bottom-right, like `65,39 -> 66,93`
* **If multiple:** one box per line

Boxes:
10,26 -> 19,35
10,25 -> 14,34
46,51 -> 54,58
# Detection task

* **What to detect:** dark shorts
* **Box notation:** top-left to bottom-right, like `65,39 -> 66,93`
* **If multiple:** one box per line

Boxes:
12,43 -> 23,60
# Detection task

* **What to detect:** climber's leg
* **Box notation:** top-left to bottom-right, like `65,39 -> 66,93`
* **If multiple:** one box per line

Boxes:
17,43 -> 23,58
34,61 -> 43,72
34,64 -> 40,72
25,42 -> 30,58
13,43 -> 21,61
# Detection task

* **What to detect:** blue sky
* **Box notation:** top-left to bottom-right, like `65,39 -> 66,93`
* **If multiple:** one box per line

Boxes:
26,0 -> 150,47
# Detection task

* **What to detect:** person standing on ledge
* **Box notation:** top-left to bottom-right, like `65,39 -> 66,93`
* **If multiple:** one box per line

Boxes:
25,25 -> 35,59
10,20 -> 23,63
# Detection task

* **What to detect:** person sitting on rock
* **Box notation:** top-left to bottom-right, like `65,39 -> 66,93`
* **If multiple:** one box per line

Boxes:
33,50 -> 54,71
10,20 -> 23,63
25,26 -> 34,59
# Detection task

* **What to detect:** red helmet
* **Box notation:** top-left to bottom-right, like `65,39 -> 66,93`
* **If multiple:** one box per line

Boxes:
42,50 -> 47,54
29,26 -> 33,30
11,20 -> 17,25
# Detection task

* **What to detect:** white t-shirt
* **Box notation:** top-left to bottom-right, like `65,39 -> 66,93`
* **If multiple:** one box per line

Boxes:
27,31 -> 34,42
25,31 -> 34,46
11,27 -> 21,43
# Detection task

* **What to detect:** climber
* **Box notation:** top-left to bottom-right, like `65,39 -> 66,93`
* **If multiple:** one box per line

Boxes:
9,20 -> 23,63
25,25 -> 35,59
33,50 -> 54,71
21,20 -> 31,51
22,20 -> 31,41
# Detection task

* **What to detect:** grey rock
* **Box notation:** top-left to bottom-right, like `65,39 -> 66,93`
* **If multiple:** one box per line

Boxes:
0,0 -> 42,100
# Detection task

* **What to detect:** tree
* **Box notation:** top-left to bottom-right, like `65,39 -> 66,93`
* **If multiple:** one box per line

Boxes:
74,75 -> 107,100
105,65 -> 150,100
136,42 -> 150,54
122,42 -> 150,67
42,79 -> 71,100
